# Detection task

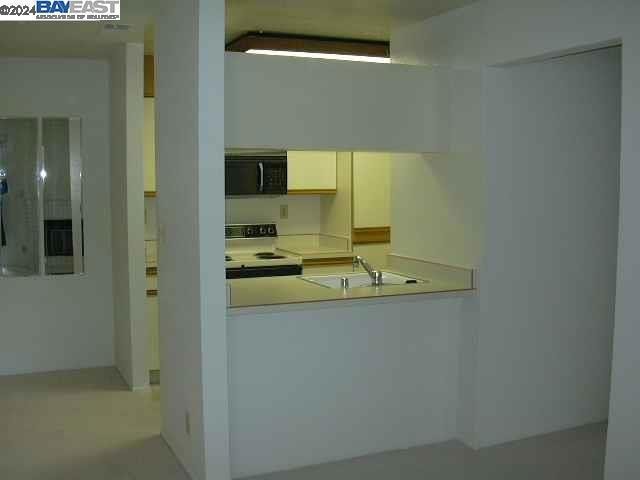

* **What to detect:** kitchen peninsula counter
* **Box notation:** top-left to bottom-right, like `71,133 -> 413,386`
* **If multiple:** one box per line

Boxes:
227,272 -> 473,309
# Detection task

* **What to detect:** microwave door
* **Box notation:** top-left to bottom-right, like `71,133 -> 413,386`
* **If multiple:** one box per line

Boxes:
225,160 -> 261,195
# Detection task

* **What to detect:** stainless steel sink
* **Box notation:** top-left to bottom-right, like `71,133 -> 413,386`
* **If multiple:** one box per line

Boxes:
300,272 -> 425,289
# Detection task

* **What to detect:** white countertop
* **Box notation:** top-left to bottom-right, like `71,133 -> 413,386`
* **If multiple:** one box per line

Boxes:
227,269 -> 474,309
276,234 -> 353,260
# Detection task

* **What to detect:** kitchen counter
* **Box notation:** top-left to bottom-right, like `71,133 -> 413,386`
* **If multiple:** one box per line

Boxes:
278,247 -> 354,260
227,270 -> 473,309
276,233 -> 353,260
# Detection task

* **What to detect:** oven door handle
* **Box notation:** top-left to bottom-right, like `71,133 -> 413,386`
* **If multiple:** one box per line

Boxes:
258,162 -> 264,192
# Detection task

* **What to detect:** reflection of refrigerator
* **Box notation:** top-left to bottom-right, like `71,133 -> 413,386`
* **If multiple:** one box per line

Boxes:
42,118 -> 83,275
0,121 -> 39,276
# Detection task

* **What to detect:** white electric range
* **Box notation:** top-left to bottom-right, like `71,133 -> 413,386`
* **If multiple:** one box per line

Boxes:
225,223 -> 302,279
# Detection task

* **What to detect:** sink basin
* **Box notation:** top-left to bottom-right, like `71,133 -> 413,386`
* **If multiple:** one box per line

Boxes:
300,272 -> 425,289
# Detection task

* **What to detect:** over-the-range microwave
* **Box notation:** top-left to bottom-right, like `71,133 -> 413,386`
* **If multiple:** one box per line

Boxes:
225,151 -> 287,196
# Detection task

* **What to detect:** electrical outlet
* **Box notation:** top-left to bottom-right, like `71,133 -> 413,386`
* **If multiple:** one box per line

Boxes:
280,204 -> 288,219
185,411 -> 191,436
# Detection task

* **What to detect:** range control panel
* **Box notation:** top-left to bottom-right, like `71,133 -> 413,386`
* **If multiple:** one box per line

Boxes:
225,223 -> 278,239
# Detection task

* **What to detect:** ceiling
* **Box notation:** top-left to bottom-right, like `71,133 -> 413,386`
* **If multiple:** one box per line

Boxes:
225,0 -> 477,43
0,0 -> 476,58
0,0 -> 153,58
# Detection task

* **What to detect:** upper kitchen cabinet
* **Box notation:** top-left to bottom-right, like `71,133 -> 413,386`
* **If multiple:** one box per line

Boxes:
143,55 -> 156,195
287,151 -> 337,194
144,98 -> 156,194
352,152 -> 391,243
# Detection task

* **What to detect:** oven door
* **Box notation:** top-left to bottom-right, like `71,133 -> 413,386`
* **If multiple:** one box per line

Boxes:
225,155 -> 287,196
226,264 -> 302,279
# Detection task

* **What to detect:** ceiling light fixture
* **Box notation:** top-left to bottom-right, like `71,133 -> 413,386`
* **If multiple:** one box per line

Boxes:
246,49 -> 391,63
227,32 -> 390,64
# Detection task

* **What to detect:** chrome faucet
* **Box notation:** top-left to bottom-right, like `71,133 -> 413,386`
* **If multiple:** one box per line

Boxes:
353,255 -> 383,286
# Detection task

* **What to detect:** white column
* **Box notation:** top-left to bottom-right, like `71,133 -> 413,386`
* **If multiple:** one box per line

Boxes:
156,0 -> 229,478
110,42 -> 147,390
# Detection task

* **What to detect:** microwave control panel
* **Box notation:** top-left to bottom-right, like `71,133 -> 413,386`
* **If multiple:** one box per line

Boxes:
263,164 -> 287,191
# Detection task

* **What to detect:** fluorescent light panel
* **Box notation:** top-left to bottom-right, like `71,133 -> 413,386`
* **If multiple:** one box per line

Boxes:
246,49 -> 391,64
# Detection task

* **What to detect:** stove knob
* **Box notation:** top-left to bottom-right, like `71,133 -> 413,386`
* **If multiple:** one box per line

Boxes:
259,226 -> 267,235
246,227 -> 254,236
267,226 -> 275,235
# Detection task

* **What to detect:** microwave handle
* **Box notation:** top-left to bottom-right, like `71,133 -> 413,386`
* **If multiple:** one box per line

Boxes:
258,162 -> 264,192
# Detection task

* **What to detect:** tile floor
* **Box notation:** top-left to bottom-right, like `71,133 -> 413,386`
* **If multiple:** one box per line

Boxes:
0,367 -> 188,480
0,368 -> 607,480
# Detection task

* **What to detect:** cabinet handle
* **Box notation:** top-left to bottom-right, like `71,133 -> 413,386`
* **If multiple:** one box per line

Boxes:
258,162 -> 264,192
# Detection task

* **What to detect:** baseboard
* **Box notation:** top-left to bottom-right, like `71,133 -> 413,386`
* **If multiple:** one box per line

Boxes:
160,432 -> 194,479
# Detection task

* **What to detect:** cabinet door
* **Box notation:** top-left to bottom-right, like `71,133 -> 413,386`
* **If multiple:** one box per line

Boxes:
144,98 -> 156,193
287,151 -> 337,193
352,152 -> 391,228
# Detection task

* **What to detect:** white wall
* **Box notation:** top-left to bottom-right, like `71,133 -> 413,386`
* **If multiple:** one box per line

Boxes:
389,67 -> 484,269
0,58 -> 114,376
225,53 -> 451,152
225,195 -> 322,235
390,151 -> 484,269
228,296 -> 462,478
156,0 -> 229,479
145,197 -> 158,240
476,47 -> 620,445
608,36 -> 640,480
391,0 -> 634,69
392,6 -> 640,480
110,43 -> 147,390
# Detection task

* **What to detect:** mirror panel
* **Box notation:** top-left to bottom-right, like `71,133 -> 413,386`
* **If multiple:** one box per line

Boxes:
0,118 -> 40,276
0,117 -> 84,277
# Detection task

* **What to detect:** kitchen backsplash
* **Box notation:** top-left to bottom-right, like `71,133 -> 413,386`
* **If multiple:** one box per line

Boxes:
145,195 -> 324,241
225,195 -> 322,235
